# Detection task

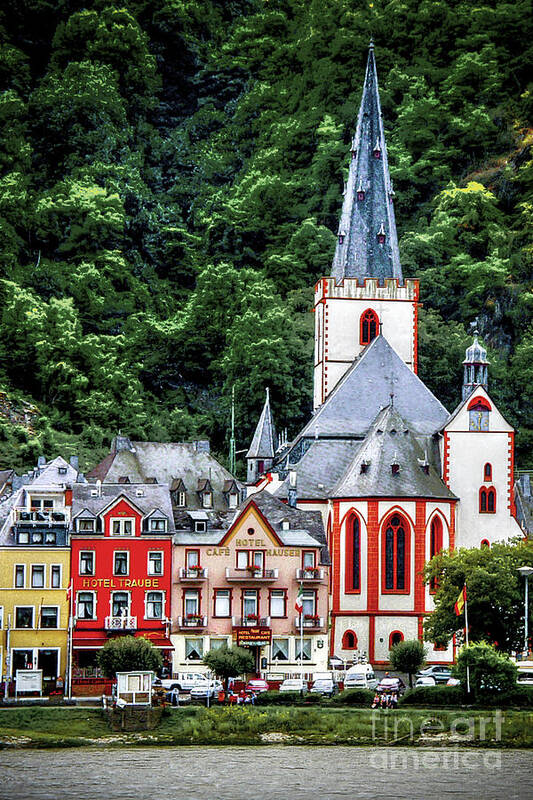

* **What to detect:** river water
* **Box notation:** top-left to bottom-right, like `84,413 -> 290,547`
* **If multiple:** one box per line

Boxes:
0,746 -> 530,800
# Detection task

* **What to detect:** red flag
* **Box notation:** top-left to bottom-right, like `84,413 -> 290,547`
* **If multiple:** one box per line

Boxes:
66,579 -> 72,603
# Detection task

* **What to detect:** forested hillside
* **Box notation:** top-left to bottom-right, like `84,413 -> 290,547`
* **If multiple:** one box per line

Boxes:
0,0 -> 531,474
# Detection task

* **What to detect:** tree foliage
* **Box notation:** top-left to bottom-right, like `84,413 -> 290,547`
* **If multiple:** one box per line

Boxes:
389,639 -> 426,688
97,635 -> 162,678
202,645 -> 254,688
453,642 -> 517,698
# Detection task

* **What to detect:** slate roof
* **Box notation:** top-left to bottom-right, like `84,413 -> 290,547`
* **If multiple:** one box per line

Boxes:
71,483 -> 175,532
87,441 -> 243,512
331,405 -> 456,499
515,474 -> 533,538
275,439 -> 362,500
296,335 -> 449,439
30,456 -> 80,486
246,388 -> 276,459
331,41 -> 402,284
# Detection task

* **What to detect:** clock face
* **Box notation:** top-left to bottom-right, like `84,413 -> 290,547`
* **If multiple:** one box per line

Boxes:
469,410 -> 489,431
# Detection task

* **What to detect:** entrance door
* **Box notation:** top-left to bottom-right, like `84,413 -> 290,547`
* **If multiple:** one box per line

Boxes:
38,649 -> 59,680
12,649 -> 34,673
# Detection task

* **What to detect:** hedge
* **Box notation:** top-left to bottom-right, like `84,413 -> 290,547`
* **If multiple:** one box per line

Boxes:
330,689 -> 375,706
254,691 -> 322,706
399,684 -> 533,707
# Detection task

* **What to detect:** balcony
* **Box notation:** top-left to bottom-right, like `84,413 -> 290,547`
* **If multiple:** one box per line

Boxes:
178,567 -> 208,581
294,615 -> 324,630
105,615 -> 137,631
225,567 -> 278,583
178,615 -> 208,629
232,616 -> 271,628
15,509 -> 69,525
296,568 -> 325,582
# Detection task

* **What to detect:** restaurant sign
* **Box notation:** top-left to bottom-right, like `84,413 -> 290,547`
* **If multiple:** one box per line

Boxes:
235,627 -> 272,648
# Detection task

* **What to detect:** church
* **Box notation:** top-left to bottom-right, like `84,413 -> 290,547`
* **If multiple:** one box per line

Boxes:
246,41 -> 522,666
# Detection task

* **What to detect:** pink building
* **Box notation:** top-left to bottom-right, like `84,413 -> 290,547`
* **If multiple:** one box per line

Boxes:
171,491 -> 330,676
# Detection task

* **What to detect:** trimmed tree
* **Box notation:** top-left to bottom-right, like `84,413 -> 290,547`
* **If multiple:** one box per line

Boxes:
453,642 -> 517,699
203,645 -> 255,693
389,639 -> 426,688
97,635 -> 162,678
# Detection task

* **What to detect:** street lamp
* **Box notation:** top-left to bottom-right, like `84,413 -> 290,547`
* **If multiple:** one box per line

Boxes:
517,566 -> 533,657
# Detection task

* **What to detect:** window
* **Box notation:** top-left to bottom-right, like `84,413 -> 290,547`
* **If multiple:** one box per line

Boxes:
113,551 -> 129,576
484,463 -> 492,481
40,607 -> 58,628
481,539 -> 490,548
302,590 -> 316,619
429,516 -> 443,593
272,639 -> 289,661
111,592 -> 130,617
360,308 -> 379,346
186,550 -> 200,569
79,551 -> 95,575
111,518 -> 134,536
50,565 -> 61,588
194,521 -> 206,533
202,492 -> 213,508
184,590 -> 200,618
148,551 -> 163,575
389,630 -> 404,648
236,550 -> 249,570
252,551 -> 264,571
228,493 -> 238,509
78,519 -> 95,532
185,638 -> 203,660
15,564 -> 25,588
31,565 -> 45,588
342,630 -> 358,650
270,590 -> 286,618
146,591 -> 163,619
295,639 -> 311,661
214,589 -> 231,617
345,514 -> 360,592
176,491 -> 186,507
243,589 -> 258,620
15,607 -> 34,628
32,531 -> 43,544
209,638 -> 227,650
44,531 -> 56,544
479,487 -> 496,513
302,551 -> 315,569
383,512 -> 409,592
149,518 -> 167,532
17,531 -> 30,544
77,592 -> 95,619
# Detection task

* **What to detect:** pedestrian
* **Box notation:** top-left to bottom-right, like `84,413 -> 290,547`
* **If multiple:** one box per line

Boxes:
371,692 -> 380,709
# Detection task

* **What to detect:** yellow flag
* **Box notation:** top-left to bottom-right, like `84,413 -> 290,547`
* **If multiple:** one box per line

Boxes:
454,585 -> 466,615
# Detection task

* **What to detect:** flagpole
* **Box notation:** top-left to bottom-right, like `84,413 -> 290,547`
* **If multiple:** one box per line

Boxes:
464,584 -> 470,695
300,608 -> 304,686
67,581 -> 74,700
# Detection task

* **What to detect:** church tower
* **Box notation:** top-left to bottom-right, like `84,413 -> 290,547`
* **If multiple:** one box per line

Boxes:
246,388 -> 276,483
313,41 -> 419,410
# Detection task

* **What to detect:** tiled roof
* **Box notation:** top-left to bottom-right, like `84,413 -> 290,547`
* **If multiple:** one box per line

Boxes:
71,483 -> 175,532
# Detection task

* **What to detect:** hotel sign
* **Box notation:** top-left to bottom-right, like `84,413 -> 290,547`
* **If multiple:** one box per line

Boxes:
235,627 -> 272,648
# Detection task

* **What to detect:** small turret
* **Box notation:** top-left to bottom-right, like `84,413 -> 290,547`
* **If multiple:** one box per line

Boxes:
246,388 -> 276,483
462,332 -> 489,400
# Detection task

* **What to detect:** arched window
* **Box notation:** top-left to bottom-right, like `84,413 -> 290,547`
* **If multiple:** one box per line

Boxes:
481,539 -> 490,548
389,630 -> 404,649
429,516 -> 443,593
342,630 -> 358,650
484,463 -> 492,481
382,512 -> 410,593
479,487 -> 496,514
360,309 -> 379,346
468,397 -> 491,431
345,515 -> 360,593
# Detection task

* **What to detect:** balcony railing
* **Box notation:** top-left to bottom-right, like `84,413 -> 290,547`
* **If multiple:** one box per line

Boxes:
15,509 -> 69,525
105,615 -> 137,631
232,616 -> 271,627
225,568 -> 278,582
294,615 -> 324,630
296,568 -> 324,582
178,615 -> 208,629
178,567 -> 208,581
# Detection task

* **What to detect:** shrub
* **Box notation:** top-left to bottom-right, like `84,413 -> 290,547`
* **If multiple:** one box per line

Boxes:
97,635 -> 162,677
400,685 -> 464,706
453,642 -> 517,698
254,691 -> 312,706
331,689 -> 375,706
389,639 -> 426,687
474,686 -> 533,707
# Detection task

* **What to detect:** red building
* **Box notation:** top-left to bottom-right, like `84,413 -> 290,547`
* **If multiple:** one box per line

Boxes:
70,483 -> 174,692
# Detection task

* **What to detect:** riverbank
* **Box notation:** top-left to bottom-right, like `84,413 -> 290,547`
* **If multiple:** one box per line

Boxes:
0,706 -> 532,749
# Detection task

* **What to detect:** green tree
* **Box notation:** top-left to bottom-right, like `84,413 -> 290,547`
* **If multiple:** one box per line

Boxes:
453,642 -> 517,698
389,639 -> 426,688
97,635 -> 162,678
424,541 -> 533,652
203,645 -> 255,692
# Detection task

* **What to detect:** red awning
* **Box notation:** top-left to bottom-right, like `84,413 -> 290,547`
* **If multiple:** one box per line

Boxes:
73,634 -> 108,649
135,632 -> 174,649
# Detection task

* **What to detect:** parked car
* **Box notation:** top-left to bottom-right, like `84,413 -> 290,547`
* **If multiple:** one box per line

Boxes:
344,663 -> 378,691
415,665 -> 452,684
446,678 -> 460,686
516,661 -> 533,686
376,676 -> 406,695
310,678 -> 339,697
415,676 -> 437,687
245,679 -> 270,694
190,680 -> 223,702
279,678 -> 308,694
155,672 -> 210,692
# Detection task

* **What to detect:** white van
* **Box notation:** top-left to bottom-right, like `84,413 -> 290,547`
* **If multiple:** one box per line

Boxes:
343,663 -> 378,690
158,672 -> 210,692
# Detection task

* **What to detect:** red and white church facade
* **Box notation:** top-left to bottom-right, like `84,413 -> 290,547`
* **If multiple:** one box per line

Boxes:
247,42 -> 522,666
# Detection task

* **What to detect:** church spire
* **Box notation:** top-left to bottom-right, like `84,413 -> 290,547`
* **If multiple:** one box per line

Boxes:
331,41 -> 402,284
246,388 -> 276,483
462,332 -> 489,400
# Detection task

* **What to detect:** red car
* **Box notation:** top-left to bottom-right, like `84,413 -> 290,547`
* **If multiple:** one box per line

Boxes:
245,679 -> 269,693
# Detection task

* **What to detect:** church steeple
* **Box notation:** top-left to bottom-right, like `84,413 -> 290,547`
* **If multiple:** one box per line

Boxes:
246,388 -> 276,483
331,41 -> 402,284
462,332 -> 489,400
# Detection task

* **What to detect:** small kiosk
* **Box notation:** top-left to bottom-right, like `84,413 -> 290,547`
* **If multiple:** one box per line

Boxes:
115,671 -> 153,706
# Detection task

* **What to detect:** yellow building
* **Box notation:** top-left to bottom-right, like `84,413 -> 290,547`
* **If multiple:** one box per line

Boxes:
0,459 -> 74,691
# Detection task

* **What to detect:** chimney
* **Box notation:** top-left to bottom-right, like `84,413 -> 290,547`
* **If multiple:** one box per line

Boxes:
288,469 -> 297,508
194,440 -> 210,453
37,456 -> 46,468
70,455 -> 79,471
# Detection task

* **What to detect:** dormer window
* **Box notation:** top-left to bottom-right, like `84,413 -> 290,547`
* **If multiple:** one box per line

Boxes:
357,183 -> 365,201
360,460 -> 370,474
377,223 -> 386,244
149,518 -> 167,532
58,466 -> 67,475
282,519 -> 290,531
195,520 -> 207,533
177,491 -> 186,507
373,138 -> 381,158
351,138 -> 357,159
78,519 -> 95,533
391,462 -> 400,475
338,230 -> 346,245
202,491 -> 213,509
228,493 -> 238,509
